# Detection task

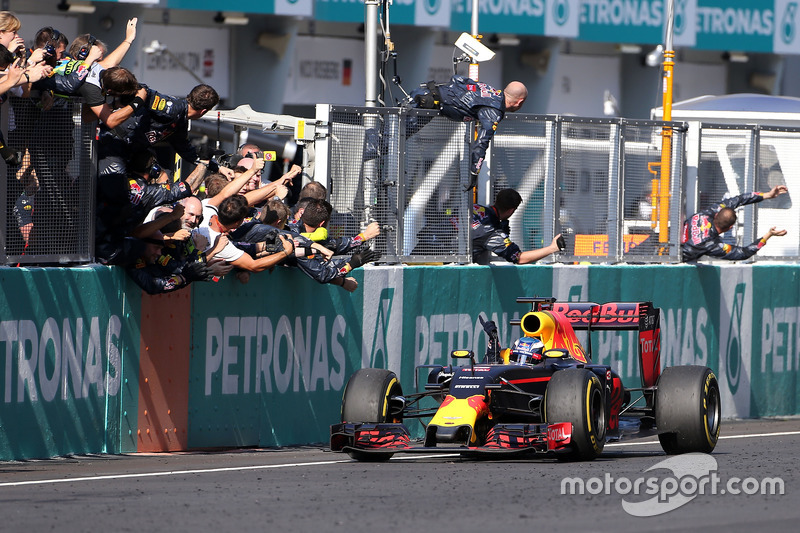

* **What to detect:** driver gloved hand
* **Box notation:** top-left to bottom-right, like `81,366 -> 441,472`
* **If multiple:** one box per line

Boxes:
480,318 -> 498,336
348,249 -> 382,270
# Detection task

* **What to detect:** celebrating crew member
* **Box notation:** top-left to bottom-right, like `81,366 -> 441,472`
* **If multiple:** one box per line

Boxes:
681,185 -> 788,262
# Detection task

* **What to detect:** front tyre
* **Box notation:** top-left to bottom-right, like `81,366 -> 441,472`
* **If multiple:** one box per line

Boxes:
656,366 -> 721,454
544,369 -> 606,461
341,369 -> 403,461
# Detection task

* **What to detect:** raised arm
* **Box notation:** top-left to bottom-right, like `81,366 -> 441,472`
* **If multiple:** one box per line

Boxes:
243,164 -> 301,206
100,18 -> 138,68
208,157 -> 266,208
762,185 -> 788,199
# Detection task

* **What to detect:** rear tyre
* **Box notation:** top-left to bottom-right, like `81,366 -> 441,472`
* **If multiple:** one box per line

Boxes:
656,366 -> 721,455
544,369 -> 606,461
341,369 -> 403,461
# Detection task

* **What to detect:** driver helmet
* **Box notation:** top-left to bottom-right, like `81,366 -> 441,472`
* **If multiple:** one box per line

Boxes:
510,337 -> 545,366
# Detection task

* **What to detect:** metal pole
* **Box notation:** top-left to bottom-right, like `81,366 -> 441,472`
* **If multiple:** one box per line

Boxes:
469,0 -> 480,81
365,0 -> 380,107
658,0 -> 675,248
469,0 -> 481,201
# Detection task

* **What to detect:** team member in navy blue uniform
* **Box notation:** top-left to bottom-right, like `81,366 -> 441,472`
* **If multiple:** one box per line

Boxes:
409,75 -> 527,186
681,185 -> 788,262
130,84 -> 219,167
95,151 -> 205,265
100,83 -> 219,176
126,231 -> 213,295
472,188 -> 564,265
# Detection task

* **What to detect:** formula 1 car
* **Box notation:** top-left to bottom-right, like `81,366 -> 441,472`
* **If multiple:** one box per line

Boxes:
331,297 -> 721,461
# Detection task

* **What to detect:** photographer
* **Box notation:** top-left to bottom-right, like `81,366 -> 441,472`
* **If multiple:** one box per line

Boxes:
33,26 -> 69,65
0,11 -> 23,57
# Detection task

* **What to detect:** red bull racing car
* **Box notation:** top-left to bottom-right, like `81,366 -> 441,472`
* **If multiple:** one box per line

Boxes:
330,297 -> 721,461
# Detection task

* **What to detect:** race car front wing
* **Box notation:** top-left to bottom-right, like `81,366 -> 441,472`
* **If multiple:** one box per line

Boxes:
330,422 -> 574,456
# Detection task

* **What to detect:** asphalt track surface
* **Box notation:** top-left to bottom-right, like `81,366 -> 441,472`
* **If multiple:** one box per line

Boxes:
1,418 -> 798,532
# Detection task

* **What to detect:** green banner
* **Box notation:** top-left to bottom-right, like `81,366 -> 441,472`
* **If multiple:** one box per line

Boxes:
187,263 -> 800,448
0,267 -> 140,460
3,262 -> 798,460
188,267 -> 364,447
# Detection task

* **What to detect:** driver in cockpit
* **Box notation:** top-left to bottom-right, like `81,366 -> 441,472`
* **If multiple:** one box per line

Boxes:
504,337 -> 545,366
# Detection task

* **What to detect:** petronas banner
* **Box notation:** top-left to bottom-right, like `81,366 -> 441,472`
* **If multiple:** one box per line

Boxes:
188,263 -> 800,449
2,263 -> 798,459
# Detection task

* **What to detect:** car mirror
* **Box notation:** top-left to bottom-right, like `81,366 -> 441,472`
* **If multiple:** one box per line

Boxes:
543,349 -> 570,359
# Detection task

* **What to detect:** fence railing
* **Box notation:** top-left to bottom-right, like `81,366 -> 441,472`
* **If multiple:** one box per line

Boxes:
321,106 -> 473,264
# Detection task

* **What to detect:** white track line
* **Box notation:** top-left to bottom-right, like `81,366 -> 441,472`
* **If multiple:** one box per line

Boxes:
2,430 -> 799,488
606,429 -> 800,448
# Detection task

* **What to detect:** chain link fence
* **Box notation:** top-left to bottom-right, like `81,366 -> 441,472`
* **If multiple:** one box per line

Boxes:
5,97 -> 799,266
511,117 -> 686,263
696,124 -> 800,261
1,97 -> 95,265
325,106 -> 472,264
490,115 -> 556,260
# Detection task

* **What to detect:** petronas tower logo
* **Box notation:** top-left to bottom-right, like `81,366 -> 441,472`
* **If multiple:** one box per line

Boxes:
424,0 -> 441,16
725,283 -> 746,395
783,2 -> 798,45
674,0 -> 687,36
553,0 -> 569,26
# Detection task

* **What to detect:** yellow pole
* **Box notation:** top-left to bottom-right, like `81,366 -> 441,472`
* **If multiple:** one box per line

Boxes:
658,50 -> 674,247
658,0 -> 676,251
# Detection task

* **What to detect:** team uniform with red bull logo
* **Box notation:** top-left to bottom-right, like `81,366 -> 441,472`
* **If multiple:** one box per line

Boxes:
471,203 -> 522,264
680,192 -> 766,261
95,173 -> 192,265
409,75 -> 505,178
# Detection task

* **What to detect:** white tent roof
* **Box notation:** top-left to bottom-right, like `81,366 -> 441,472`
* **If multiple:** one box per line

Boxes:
652,93 -> 800,126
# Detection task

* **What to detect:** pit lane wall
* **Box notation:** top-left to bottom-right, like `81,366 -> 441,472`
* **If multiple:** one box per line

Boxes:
2,263 -> 799,460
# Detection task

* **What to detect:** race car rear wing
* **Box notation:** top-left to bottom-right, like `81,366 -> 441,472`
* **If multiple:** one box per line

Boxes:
515,297 -> 662,388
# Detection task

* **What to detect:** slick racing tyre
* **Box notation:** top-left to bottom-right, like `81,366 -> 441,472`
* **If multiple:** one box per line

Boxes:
656,366 -> 721,455
544,369 -> 606,461
341,369 -> 403,462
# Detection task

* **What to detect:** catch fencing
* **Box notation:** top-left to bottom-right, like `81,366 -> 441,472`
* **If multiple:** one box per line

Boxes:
1,96 -> 95,265
697,124 -> 800,260
319,106 -> 688,263
3,98 -> 800,265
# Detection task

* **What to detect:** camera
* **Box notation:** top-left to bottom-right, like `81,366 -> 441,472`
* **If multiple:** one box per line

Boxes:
206,157 -> 220,174
454,33 -> 495,63
148,161 -> 163,182
244,151 -> 277,161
